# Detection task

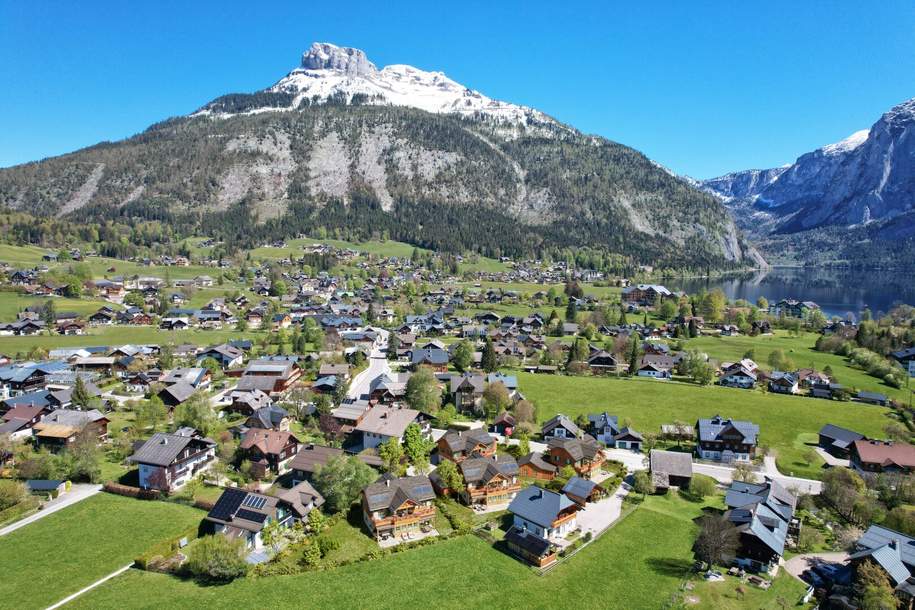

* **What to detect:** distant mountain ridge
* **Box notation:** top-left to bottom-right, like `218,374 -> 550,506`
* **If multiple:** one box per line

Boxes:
702,97 -> 915,265
0,42 -> 759,269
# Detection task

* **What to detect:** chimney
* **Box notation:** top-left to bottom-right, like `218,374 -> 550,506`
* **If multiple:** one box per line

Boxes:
385,479 -> 390,487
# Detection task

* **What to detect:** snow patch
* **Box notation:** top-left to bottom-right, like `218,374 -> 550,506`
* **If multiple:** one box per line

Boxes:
820,129 -> 869,155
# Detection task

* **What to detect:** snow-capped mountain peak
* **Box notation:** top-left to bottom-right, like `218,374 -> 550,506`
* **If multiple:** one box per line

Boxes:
819,128 -> 869,155
198,42 -> 560,131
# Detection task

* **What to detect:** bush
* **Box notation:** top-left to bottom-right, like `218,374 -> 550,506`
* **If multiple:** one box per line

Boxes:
687,474 -> 717,499
184,535 -> 248,583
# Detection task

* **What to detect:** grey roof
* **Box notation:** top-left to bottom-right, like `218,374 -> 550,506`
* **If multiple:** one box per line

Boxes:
541,414 -> 581,437
504,525 -> 553,557
288,444 -> 344,474
459,454 -> 519,485
159,381 -> 196,404
355,405 -> 419,438
275,480 -> 325,518
562,476 -> 598,500
697,415 -> 759,445
440,428 -> 494,453
724,480 -> 796,558
649,450 -> 693,478
849,542 -> 911,586
818,424 -> 865,448
547,435 -> 602,461
362,475 -> 434,512
508,486 -> 576,529
130,432 -> 214,467
856,525 -> 915,571
518,452 -> 557,473
587,412 -> 619,432
410,347 -> 449,365
614,427 -> 644,442
40,409 -> 107,427
450,373 -> 485,394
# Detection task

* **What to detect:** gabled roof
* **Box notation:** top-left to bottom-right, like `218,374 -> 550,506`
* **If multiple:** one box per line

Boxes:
130,432 -> 215,466
288,443 -> 344,474
541,414 -> 580,437
459,454 -> 519,485
855,525 -> 915,572
697,415 -> 759,445
649,449 -> 693,479
508,486 -> 576,528
562,476 -> 599,499
587,412 -> 619,433
818,424 -> 865,448
362,475 -> 434,512
547,435 -> 602,461
853,440 -> 915,469
440,428 -> 494,453
239,429 -> 300,456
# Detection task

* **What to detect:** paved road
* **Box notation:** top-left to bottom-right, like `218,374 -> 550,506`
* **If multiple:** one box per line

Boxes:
0,483 -> 102,537
784,552 -> 848,581
345,328 -> 391,403
692,458 -> 822,495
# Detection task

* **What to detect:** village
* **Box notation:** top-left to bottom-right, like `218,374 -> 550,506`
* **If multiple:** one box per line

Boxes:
1,238 -> 914,610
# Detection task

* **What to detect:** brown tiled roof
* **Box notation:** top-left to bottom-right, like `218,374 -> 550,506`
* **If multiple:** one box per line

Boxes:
239,429 -> 300,456
854,440 -> 915,469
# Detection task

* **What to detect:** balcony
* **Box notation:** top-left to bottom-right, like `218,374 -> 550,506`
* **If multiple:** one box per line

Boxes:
371,506 -> 436,528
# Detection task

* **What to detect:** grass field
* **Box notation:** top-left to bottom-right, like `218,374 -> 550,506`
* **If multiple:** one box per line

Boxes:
518,371 -> 894,480
0,493 -> 203,610
684,330 -> 912,403
0,291 -> 116,319
70,493 -> 720,610
0,325 -> 262,353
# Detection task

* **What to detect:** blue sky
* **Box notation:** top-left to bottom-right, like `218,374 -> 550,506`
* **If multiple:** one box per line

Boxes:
1,1 -> 913,178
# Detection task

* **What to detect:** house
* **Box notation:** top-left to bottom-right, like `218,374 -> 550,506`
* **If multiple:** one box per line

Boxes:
508,486 -> 579,542
810,382 -> 845,400
197,344 -> 244,369
490,412 -> 516,436
848,525 -> 915,601
32,409 -> 109,451
649,450 -> 693,491
818,424 -> 866,458
518,452 -> 558,480
768,299 -> 819,319
719,363 -> 757,389
0,404 -> 49,440
289,444 -> 345,484
504,525 -> 559,567
561,476 -> 607,506
456,454 -> 521,507
696,415 -> 759,462
239,429 -> 301,478
204,488 -> 293,550
891,347 -> 915,378
857,390 -> 889,406
587,350 -> 618,374
356,405 -> 427,450
450,373 -> 485,414
157,381 -> 197,409
621,284 -> 672,306
851,439 -> 915,474
161,367 -> 211,390
767,371 -> 798,395
317,363 -> 351,381
361,474 -> 437,541
131,430 -> 216,491
368,372 -> 410,404
245,405 -> 291,432
724,480 -> 799,573
436,428 -> 496,463
274,480 -> 325,522
545,435 -> 604,478
237,358 -> 302,396
541,414 -> 580,440
228,389 -> 273,416
586,412 -> 619,445
409,346 -> 449,371
612,427 -> 644,451
637,360 -> 670,379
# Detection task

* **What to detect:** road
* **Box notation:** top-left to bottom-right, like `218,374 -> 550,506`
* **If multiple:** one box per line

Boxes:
0,483 -> 102,537
345,327 -> 391,403
692,457 -> 822,495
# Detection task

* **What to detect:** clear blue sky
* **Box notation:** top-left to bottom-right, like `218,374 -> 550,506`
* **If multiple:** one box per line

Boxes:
2,1 -> 914,178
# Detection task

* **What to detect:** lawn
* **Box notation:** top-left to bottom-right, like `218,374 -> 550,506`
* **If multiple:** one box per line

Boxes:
0,291 -> 115,319
72,493 -> 710,610
0,493 -> 204,610
0,325 -> 262,353
517,371 -> 894,480
683,330 -> 912,404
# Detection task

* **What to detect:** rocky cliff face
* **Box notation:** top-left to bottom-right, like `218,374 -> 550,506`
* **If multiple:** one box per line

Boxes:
0,43 -> 758,268
703,98 -> 915,246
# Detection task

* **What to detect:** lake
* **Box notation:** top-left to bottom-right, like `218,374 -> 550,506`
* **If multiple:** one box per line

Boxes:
665,267 -> 915,319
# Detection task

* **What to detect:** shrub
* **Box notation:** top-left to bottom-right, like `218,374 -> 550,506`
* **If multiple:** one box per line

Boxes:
184,535 -> 248,583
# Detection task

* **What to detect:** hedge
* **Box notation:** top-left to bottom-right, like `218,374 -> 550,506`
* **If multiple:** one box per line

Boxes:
104,481 -> 162,501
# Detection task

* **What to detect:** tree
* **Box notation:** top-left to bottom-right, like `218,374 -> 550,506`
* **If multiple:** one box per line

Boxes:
41,299 -> 56,328
0,479 -> 27,511
688,474 -> 717,499
756,297 -> 768,310
633,470 -> 655,497
306,508 -> 326,534
185,535 -> 248,582
482,382 -> 511,421
732,462 -> 756,483
387,333 -> 401,360
435,458 -> 465,493
318,413 -> 344,444
71,376 -> 93,409
378,438 -> 405,476
767,348 -> 794,372
681,349 -> 714,385
174,393 -> 216,436
481,338 -> 498,373
659,299 -> 677,321
565,299 -> 578,323
695,515 -> 739,569
69,427 -> 102,482
405,366 -> 441,413
260,519 -> 285,554
856,559 -> 897,610
452,341 -> 473,373
626,333 -> 641,377
699,290 -> 727,323
513,399 -> 537,425
823,467 -> 866,521
403,423 -> 433,466
313,455 -> 379,513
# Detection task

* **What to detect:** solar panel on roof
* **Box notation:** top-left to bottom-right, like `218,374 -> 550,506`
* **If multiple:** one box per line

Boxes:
209,488 -> 246,521
242,494 -> 267,510
236,508 -> 268,523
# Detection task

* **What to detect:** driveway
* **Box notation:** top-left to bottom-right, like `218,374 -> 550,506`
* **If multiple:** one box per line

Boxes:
603,448 -> 648,472
576,481 -> 631,537
815,447 -> 850,468
784,552 -> 848,581
0,483 -> 102,537
345,328 -> 391,402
